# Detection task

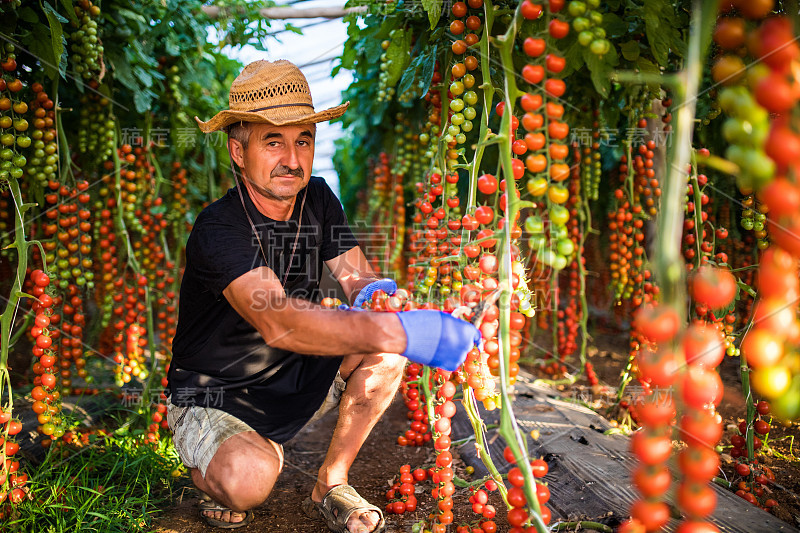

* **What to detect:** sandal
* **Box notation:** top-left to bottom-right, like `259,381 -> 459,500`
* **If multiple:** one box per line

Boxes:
197,490 -> 254,529
302,484 -> 386,533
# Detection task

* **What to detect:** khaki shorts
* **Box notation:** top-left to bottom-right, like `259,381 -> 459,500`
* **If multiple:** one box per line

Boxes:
167,372 -> 346,478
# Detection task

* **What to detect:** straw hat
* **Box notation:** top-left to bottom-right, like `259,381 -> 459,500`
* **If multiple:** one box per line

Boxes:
195,59 -> 349,133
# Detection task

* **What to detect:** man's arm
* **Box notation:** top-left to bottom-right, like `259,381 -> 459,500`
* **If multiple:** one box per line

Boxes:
222,266 -> 406,356
325,246 -> 386,305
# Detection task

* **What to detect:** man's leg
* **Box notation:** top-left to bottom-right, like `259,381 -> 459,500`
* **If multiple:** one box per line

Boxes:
191,431 -> 283,525
310,352 -> 406,533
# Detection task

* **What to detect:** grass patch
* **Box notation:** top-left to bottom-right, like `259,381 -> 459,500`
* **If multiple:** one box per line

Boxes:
1,431 -> 184,532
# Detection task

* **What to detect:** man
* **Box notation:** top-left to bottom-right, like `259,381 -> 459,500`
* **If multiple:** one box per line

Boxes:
167,59 -> 479,532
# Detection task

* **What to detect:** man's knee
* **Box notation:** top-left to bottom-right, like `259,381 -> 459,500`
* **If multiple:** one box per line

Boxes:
205,434 -> 282,510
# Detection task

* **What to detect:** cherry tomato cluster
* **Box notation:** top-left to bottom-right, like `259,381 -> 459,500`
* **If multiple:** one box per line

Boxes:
427,373 -> 459,532
23,81 -> 56,187
730,400 -> 779,512
41,180 -> 94,289
625,324 -> 677,533
578,111 -> 601,201
26,268 -> 68,441
93,171 -> 121,327
77,91 -> 115,167
453,478 -> 499,533
0,400 -> 25,508
502,445 -> 551,531
738,193 -> 768,251
519,6 -> 573,273
0,43 -> 31,183
384,463 -> 424,515
633,140 -> 660,218
446,0 -> 482,150
398,363 -> 432,447
740,245 -> 800,419
67,0 -> 104,80
109,275 -> 149,386
563,0 -> 610,55
555,164 -> 582,357
363,153 -> 406,279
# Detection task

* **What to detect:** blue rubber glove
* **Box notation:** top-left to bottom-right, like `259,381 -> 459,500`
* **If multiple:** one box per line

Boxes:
352,278 -> 397,308
397,310 -> 481,371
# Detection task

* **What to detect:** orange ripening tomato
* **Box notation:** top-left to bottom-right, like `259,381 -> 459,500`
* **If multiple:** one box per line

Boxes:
522,112 -> 544,131
549,143 -> 569,160
548,121 -> 569,140
520,92 -> 543,111
545,54 -> 566,73
692,265 -> 737,309
550,162 -> 570,182
522,64 -> 545,84
546,102 -> 564,119
545,78 -> 566,98
525,132 -> 546,151
526,154 -> 547,173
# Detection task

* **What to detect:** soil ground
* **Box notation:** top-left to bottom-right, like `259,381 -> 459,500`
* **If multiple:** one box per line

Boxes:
152,389 -> 510,533
152,324 -> 800,533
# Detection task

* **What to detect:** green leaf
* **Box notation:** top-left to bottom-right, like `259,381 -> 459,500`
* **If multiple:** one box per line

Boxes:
384,28 -> 412,87
164,34 -> 180,57
636,57 -> 662,92
115,7 -> 147,24
582,45 -> 618,99
132,65 -> 154,88
41,1 -> 67,79
134,88 -> 158,114
396,43 -> 438,100
421,0 -> 442,30
643,0 -> 675,66
18,6 -> 39,23
109,52 -> 137,91
561,39 -> 585,78
602,13 -> 627,37
620,41 -> 640,62
59,0 -> 78,25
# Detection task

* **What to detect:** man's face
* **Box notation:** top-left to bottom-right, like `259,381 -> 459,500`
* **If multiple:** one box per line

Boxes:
231,122 -> 316,202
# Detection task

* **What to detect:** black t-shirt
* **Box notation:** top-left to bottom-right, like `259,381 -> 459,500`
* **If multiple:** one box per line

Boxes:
168,177 -> 359,443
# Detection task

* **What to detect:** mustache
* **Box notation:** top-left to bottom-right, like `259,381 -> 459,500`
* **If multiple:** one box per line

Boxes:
271,165 -> 304,178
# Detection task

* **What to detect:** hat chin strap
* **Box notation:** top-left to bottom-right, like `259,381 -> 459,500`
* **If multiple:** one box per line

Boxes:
226,139 -> 306,289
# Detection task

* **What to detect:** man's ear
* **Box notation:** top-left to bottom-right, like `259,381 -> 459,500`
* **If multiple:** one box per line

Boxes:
228,138 -> 245,168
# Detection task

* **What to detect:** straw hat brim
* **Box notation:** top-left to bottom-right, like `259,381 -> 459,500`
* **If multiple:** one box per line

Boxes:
195,102 -> 349,133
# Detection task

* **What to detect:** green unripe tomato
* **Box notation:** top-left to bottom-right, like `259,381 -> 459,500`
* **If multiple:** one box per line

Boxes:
557,238 -> 575,256
464,106 -> 477,120
590,39 -> 610,56
572,17 -> 590,32
463,90 -> 478,106
525,215 -> 544,234
578,31 -> 594,46
568,1 -> 586,16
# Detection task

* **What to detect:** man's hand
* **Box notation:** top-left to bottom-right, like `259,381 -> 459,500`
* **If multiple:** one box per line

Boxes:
352,278 -> 397,308
397,310 -> 481,371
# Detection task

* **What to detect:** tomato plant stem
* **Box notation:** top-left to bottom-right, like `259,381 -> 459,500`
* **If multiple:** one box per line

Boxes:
493,7 -> 547,532
460,383 -> 507,500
